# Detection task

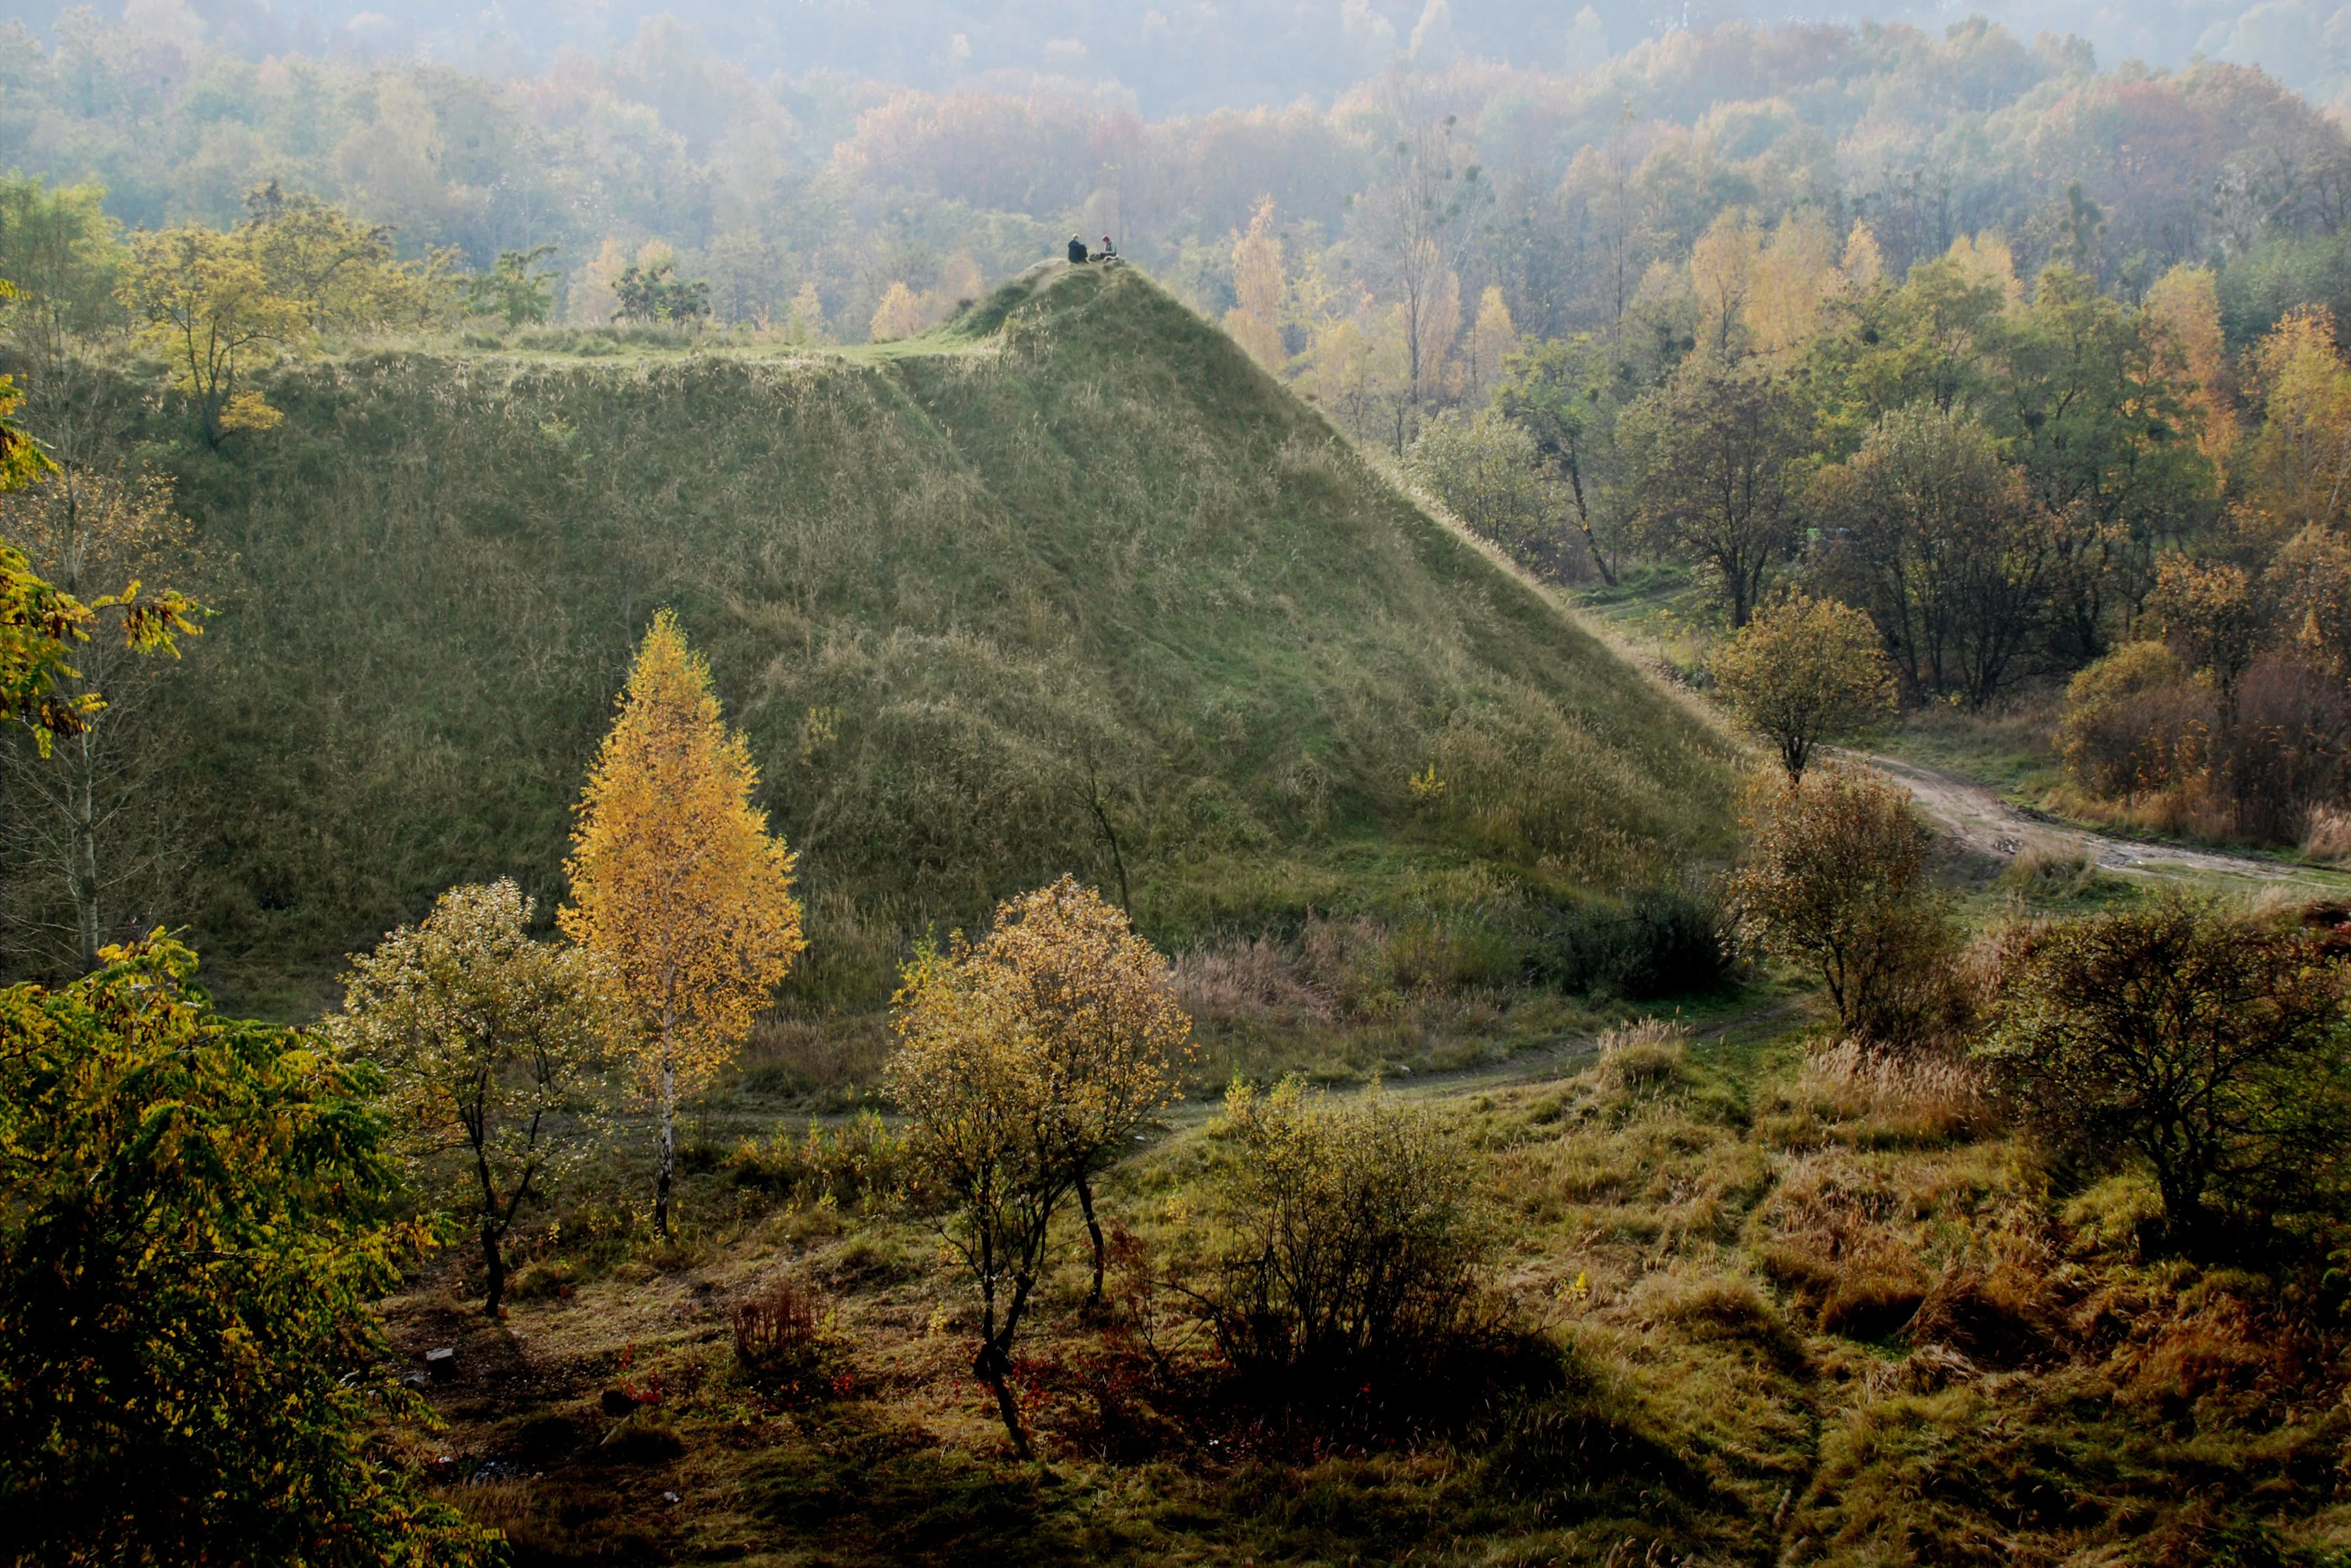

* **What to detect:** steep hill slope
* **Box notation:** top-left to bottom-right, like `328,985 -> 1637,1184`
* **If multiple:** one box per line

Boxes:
135,261 -> 1738,1009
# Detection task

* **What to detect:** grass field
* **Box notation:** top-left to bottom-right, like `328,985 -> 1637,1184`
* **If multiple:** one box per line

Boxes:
53,259 -> 1742,1015
389,983 -> 2351,1568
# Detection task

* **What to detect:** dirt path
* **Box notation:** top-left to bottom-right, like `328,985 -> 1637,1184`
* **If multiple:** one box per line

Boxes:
1859,752 -> 2348,889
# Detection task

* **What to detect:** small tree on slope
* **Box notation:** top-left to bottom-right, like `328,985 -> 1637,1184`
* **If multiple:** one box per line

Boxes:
330,879 -> 615,1315
561,610 -> 805,1237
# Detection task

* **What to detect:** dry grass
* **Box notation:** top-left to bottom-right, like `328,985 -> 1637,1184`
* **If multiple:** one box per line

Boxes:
732,1273 -> 824,1368
1782,1038 -> 1992,1148
1594,1016 -> 1689,1100
1168,933 -> 1335,1023
2307,804 -> 2351,862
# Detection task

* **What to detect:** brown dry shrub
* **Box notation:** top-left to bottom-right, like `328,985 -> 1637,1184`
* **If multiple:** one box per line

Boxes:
1168,935 -> 1334,1023
2060,645 -> 2351,844
732,1273 -> 823,1368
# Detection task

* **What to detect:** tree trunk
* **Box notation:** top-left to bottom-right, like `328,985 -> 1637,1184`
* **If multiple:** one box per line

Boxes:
482,1218 -> 507,1316
68,729 -> 99,972
973,1338 -> 1033,1460
653,1054 -> 677,1239
1563,459 -> 1617,588
1076,1176 -> 1107,1310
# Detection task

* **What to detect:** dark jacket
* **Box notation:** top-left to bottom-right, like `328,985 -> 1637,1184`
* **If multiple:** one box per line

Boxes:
1067,237 -> 1088,264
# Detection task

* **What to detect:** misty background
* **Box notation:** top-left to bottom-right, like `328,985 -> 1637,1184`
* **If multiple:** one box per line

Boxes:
0,1 -> 2341,117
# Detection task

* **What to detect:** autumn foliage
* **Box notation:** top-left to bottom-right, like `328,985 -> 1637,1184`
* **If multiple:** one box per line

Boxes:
561,609 -> 804,1235
0,937 -> 490,1564
1709,593 -> 1896,782
885,876 -> 1190,1456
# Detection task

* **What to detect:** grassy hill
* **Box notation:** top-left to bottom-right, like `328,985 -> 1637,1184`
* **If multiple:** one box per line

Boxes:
112,261 -> 1738,1011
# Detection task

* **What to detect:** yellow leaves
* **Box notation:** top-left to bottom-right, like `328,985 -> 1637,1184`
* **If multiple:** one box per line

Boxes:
869,281 -> 927,342
121,225 -> 310,443
2247,304 -> 2351,536
1709,592 -> 1896,782
1225,196 -> 1286,370
558,609 -> 805,1106
886,874 -> 1193,1193
2141,264 -> 2235,475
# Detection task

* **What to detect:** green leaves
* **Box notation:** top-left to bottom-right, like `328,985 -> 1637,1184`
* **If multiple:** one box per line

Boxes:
0,935 -> 494,1565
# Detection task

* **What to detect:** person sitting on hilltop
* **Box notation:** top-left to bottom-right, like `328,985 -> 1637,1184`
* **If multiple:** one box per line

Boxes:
1094,235 -> 1118,263
1067,235 -> 1088,264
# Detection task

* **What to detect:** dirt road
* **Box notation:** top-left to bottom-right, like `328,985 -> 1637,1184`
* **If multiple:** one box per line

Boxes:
1860,752 -> 2348,890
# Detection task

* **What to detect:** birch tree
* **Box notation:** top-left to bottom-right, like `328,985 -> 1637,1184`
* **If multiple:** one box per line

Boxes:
559,609 -> 805,1237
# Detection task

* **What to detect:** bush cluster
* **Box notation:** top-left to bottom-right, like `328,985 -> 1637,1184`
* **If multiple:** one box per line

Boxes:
1192,1076 -> 1493,1392
1527,885 -> 1733,1000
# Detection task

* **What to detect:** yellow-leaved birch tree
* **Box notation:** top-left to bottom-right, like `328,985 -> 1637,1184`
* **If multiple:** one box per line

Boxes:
560,609 -> 805,1236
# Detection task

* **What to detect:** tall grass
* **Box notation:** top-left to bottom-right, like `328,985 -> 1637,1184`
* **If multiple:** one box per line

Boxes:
47,264 -> 1738,1009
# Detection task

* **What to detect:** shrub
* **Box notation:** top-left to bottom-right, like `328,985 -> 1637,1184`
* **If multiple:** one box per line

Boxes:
1530,884 -> 1733,999
724,1110 -> 905,1209
0,937 -> 491,1564
1707,591 -> 1896,780
1196,1076 -> 1490,1389
2056,640 -> 2192,801
2060,643 -> 2351,844
733,1274 -> 824,1369
1979,895 -> 2351,1254
1728,765 -> 1961,1045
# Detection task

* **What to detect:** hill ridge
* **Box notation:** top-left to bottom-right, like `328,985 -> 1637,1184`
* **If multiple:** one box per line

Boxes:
48,260 -> 1741,1010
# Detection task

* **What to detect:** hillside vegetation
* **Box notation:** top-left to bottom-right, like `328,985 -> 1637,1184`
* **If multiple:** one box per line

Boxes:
135,260 -> 1735,1009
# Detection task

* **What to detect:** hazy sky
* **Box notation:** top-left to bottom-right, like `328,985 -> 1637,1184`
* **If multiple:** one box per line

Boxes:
8,0 -> 2337,115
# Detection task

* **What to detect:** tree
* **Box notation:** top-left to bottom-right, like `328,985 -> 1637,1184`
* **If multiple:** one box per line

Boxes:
0,936 -> 491,1565
120,225 -> 310,444
240,183 -> 455,334
2246,305 -> 2351,537
613,259 -> 709,325
464,243 -> 559,327
783,281 -> 832,345
978,876 -> 1191,1307
0,468 -> 211,973
1807,405 -> 2055,707
2140,554 -> 2264,709
1358,115 -> 1484,408
1981,896 -> 2351,1254
1495,334 -> 1625,583
868,280 -> 927,341
1728,764 -> 1953,1042
1993,265 -> 2206,662
1622,350 -> 1812,625
0,376 -> 199,762
0,174 -> 126,373
329,880 -> 614,1316
559,610 -> 804,1237
1405,408 -> 1554,572
884,877 -> 1190,1451
1224,195 -> 1285,369
1709,593 -> 1895,782
1461,284 -> 1516,404
885,935 -> 1062,1459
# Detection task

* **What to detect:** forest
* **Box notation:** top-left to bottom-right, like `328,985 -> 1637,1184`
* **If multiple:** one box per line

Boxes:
14,6 -> 2351,1567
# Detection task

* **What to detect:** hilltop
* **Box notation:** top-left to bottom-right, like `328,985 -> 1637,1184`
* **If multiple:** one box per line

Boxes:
118,261 -> 1738,1010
